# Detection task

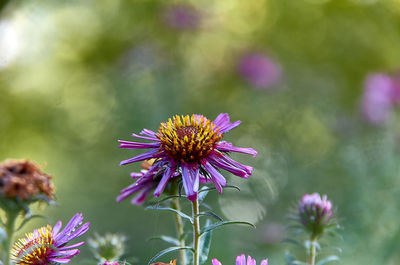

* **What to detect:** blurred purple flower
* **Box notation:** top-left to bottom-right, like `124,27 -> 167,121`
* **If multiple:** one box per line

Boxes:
101,262 -> 119,265
118,113 -> 257,202
212,254 -> 268,265
298,193 -> 333,236
361,73 -> 395,124
162,4 -> 202,31
391,75 -> 400,105
238,52 -> 282,90
11,213 -> 90,264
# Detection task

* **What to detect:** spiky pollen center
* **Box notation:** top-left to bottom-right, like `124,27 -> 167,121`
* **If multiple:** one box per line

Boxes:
11,225 -> 55,265
157,115 -> 222,163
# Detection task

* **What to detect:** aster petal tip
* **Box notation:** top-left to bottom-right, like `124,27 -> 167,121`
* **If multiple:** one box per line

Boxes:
212,258 -> 222,265
236,254 -> 246,265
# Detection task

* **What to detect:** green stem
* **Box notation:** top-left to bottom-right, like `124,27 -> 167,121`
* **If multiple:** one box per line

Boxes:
4,210 -> 18,265
171,197 -> 187,265
192,198 -> 200,265
309,239 -> 317,265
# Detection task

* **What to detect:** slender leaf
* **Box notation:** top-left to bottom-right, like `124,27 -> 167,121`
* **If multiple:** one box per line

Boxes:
200,202 -> 212,211
200,221 -> 255,235
199,219 -> 212,264
198,187 -> 209,202
281,238 -> 304,248
147,195 -> 185,206
198,185 -> 240,194
146,205 -> 193,224
316,256 -> 339,265
148,235 -> 180,246
15,215 -> 47,232
196,211 -> 223,222
0,227 -> 6,245
284,251 -> 295,262
289,261 -> 309,265
148,246 -> 194,265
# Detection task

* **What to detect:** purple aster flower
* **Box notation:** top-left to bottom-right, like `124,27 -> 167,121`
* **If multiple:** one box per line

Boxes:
212,254 -> 268,265
238,52 -> 282,91
11,213 -> 90,264
361,73 -> 395,125
162,4 -> 202,31
117,159 -> 172,205
118,113 -> 257,202
298,193 -> 333,236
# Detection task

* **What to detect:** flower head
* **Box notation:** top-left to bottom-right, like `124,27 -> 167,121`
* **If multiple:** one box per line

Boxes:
101,262 -> 120,265
212,254 -> 268,265
11,213 -> 90,265
298,193 -> 333,237
0,159 -> 54,201
118,113 -> 257,202
162,4 -> 202,31
238,52 -> 281,91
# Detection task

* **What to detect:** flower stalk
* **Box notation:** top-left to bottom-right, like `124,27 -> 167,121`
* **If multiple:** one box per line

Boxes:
308,239 -> 317,265
192,198 -> 200,265
171,197 -> 186,265
4,210 -> 18,265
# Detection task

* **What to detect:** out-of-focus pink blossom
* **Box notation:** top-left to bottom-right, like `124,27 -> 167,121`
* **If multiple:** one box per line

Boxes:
162,4 -> 202,31
238,52 -> 282,91
361,73 -> 394,125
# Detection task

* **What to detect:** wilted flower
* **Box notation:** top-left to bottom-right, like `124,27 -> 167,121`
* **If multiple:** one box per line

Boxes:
162,4 -> 202,31
298,193 -> 333,237
0,159 -> 54,207
238,52 -> 282,91
212,254 -> 268,265
88,233 -> 127,262
118,113 -> 257,201
11,213 -> 90,264
117,159 -> 177,205
361,73 -> 395,124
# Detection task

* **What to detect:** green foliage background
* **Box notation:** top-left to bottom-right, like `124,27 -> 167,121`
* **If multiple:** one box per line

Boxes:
1,0 -> 400,264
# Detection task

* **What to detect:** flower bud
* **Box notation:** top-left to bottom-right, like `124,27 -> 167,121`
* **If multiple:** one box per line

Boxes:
88,233 -> 127,262
298,193 -> 333,237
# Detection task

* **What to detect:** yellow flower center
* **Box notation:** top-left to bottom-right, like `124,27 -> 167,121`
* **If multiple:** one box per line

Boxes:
11,225 -> 55,265
157,115 -> 222,163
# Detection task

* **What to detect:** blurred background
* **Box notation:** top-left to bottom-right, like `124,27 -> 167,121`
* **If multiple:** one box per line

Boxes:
1,0 -> 400,264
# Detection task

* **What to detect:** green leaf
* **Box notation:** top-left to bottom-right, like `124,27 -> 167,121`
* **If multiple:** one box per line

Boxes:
0,227 -> 6,244
198,185 -> 240,194
147,195 -> 184,206
284,251 -> 295,262
146,205 -> 193,224
147,246 -> 194,265
281,238 -> 304,248
199,220 -> 212,264
289,261 -> 309,265
15,215 -> 47,232
316,255 -> 339,265
198,187 -> 209,202
196,211 -> 223,222
148,235 -> 180,246
200,221 -> 255,235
